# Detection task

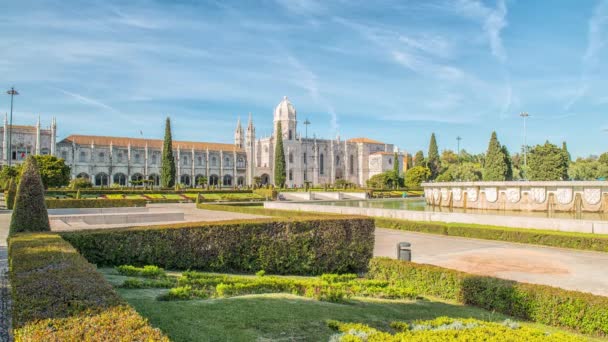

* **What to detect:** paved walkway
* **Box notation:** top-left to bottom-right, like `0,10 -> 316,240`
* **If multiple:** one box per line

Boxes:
0,212 -> 11,342
375,228 -> 608,296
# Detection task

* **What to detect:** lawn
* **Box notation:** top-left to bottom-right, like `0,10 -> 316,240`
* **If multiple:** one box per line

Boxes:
100,268 -> 589,342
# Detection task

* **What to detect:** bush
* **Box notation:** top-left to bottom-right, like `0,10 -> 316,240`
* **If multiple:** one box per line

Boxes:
69,177 -> 93,189
9,156 -> 50,235
8,233 -> 167,340
116,265 -> 166,278
5,177 -> 16,210
368,258 -> 608,336
60,217 -> 375,275
253,188 -> 277,200
328,317 -> 582,341
45,198 -> 147,209
375,218 -> 608,253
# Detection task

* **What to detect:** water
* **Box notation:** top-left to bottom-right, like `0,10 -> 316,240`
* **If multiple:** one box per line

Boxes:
315,198 -> 608,221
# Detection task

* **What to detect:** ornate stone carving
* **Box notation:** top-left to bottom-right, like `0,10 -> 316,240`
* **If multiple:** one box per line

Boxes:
424,189 -> 432,199
530,188 -> 546,203
432,188 -> 440,202
452,188 -> 462,201
484,187 -> 498,203
441,188 -> 449,202
506,188 -> 520,203
466,187 -> 478,202
556,188 -> 573,204
584,188 -> 601,205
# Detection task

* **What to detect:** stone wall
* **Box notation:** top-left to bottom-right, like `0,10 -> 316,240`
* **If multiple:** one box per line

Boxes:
422,181 -> 608,213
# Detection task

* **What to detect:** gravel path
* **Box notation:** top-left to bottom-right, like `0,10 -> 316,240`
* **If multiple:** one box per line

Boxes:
0,212 -> 11,342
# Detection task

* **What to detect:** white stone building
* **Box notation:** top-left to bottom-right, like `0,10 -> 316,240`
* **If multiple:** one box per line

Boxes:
0,115 -> 57,166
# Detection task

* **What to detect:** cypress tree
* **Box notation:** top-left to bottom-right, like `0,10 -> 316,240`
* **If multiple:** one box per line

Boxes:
483,131 -> 509,181
427,133 -> 440,179
161,117 -> 176,188
562,141 -> 571,162
392,152 -> 400,188
9,156 -> 50,235
274,121 -> 286,187
501,145 -> 513,181
6,177 -> 16,210
414,150 -> 425,167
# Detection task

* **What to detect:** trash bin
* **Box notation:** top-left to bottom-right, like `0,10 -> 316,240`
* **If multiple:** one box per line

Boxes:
396,242 -> 411,261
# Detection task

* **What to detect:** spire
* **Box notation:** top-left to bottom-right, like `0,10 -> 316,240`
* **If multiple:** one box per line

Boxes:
247,112 -> 254,130
235,116 -> 242,132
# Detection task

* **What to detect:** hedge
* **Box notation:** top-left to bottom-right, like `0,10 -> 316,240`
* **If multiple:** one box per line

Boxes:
375,217 -> 608,253
8,233 -> 167,340
197,203 -> 341,218
45,198 -> 147,209
368,258 -> 608,336
46,189 -> 253,196
60,217 -> 375,275
253,188 -> 277,200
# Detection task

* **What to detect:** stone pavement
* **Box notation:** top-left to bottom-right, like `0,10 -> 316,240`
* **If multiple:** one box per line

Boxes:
0,212 -> 11,342
375,227 -> 608,296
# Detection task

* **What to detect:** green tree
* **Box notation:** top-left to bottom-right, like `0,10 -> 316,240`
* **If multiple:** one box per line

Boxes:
527,141 -> 569,180
483,131 -> 510,181
33,155 -> 71,188
161,117 -> 176,188
404,166 -> 431,188
0,165 -> 19,188
427,133 -> 440,179
562,141 -> 571,162
5,178 -> 16,210
392,152 -> 400,188
9,156 -> 50,235
413,150 -> 425,167
436,162 -> 483,182
501,145 -> 513,181
598,152 -> 608,165
274,121 -> 286,187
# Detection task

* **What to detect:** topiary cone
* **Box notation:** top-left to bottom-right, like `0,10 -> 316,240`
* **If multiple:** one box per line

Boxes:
9,156 -> 50,235
6,177 -> 16,210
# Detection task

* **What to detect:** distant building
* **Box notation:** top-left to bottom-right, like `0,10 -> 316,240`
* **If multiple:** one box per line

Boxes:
0,115 -> 57,166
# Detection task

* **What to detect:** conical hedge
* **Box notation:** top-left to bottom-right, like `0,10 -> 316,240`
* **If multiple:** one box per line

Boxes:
9,156 -> 50,235
274,121 -> 286,187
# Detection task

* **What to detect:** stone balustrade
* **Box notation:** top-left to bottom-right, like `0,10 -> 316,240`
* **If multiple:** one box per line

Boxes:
421,181 -> 608,213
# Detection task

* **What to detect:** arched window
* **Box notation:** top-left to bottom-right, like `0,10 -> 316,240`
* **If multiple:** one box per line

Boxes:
223,174 -> 232,186
224,157 -> 230,166
336,155 -> 340,166
209,174 -> 219,186
95,173 -> 109,186
131,173 -> 144,186
350,155 -> 354,175
79,151 -> 86,162
195,174 -> 206,186
135,154 -> 141,164
76,172 -> 89,179
180,174 -> 191,186
211,156 -> 217,167
98,152 -> 105,162
183,156 -> 189,166
61,151 -> 68,161
289,130 -> 292,140
289,169 -> 293,181
388,158 -> 392,165
237,157 -> 245,168
148,174 -> 160,186
197,156 -> 203,166
237,176 -> 245,186
151,154 -> 157,164
117,153 -> 123,163
289,153 -> 293,163
113,173 -> 126,186
320,154 -> 324,175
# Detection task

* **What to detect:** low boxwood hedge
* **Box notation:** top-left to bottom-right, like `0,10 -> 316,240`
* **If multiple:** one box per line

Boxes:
8,233 -> 167,340
45,189 -> 254,196
45,198 -> 147,209
375,217 -> 608,253
368,258 -> 608,336
60,217 -> 375,275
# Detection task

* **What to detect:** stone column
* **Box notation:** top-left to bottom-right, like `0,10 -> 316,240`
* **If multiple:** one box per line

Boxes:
219,150 -> 223,188
177,146 -> 181,185
206,148 -> 210,186
35,116 -> 41,155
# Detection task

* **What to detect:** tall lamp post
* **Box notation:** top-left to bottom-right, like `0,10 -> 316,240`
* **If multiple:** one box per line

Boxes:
456,136 -> 462,161
6,87 -> 19,167
303,118 -> 311,185
520,112 -> 530,168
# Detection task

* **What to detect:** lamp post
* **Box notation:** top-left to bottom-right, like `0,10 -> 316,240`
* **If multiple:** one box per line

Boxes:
520,112 -> 530,168
456,136 -> 462,161
6,87 -> 19,167
303,118 -> 311,184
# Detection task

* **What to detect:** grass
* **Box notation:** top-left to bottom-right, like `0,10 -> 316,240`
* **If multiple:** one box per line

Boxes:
100,268 -> 594,342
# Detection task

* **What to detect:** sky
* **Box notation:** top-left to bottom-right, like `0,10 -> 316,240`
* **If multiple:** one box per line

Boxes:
0,0 -> 607,158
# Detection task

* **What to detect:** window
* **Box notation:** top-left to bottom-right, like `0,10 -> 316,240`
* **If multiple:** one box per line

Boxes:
98,152 -> 105,162
61,151 -> 68,160
224,157 -> 230,167
388,158 -> 392,165
237,157 -> 245,168
183,156 -> 189,166
303,152 -> 307,164
289,169 -> 293,181
135,154 -> 141,164
289,130 -> 292,140
117,153 -> 123,163
350,155 -> 354,175
211,156 -> 217,167
151,154 -> 157,164
336,156 -> 340,166
289,153 -> 293,163
79,151 -> 86,162
198,156 -> 203,166
320,154 -> 324,175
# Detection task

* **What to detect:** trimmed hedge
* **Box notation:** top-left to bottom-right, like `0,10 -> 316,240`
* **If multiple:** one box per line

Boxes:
60,217 -> 375,275
8,233 -> 167,340
375,217 -> 608,253
197,203 -> 341,218
368,258 -> 608,336
253,188 -> 277,200
46,189 -> 254,196
45,198 -> 147,209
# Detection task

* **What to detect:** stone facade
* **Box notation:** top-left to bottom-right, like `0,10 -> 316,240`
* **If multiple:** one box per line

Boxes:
0,116 -> 56,166
422,181 -> 608,213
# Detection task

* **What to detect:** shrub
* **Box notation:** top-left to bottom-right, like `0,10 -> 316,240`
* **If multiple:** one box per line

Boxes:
69,177 -> 93,189
60,217 -> 375,275
116,265 -> 166,278
45,198 -> 147,209
5,177 -> 16,210
8,233 -> 167,340
253,188 -> 277,200
368,258 -> 608,336
9,156 -> 50,235
328,317 -> 583,341
375,218 -> 608,253
120,278 -> 176,289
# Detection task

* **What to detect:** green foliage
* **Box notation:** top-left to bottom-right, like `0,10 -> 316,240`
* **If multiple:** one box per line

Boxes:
60,216 -> 375,275
253,188 -> 278,200
274,121 -> 287,187
568,157 -> 608,180
527,141 -> 569,180
562,141 -> 571,162
161,117 -> 176,188
483,131 -> 511,181
368,258 -> 608,336
366,171 -> 401,189
375,217 -> 608,253
427,133 -> 440,179
8,233 -> 168,341
0,165 -> 19,188
69,177 -> 93,189
404,166 -> 431,188
435,162 -> 482,182
120,277 -> 176,289
328,317 -> 582,341
599,152 -> 608,165
33,155 -> 71,188
45,198 -> 147,209
413,150 -> 425,167
5,177 -> 16,210
392,152 -> 399,176
116,265 -> 166,278
9,156 -> 50,235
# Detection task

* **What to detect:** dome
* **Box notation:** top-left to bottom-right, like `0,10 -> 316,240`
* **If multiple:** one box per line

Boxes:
274,96 -> 296,121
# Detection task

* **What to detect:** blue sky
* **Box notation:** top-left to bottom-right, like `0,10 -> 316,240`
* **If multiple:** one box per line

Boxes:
1,0 -> 607,158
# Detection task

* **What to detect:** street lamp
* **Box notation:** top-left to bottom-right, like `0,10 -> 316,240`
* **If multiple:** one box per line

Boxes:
303,118 -> 311,184
6,87 -> 19,167
456,136 -> 462,160
520,112 -> 530,168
